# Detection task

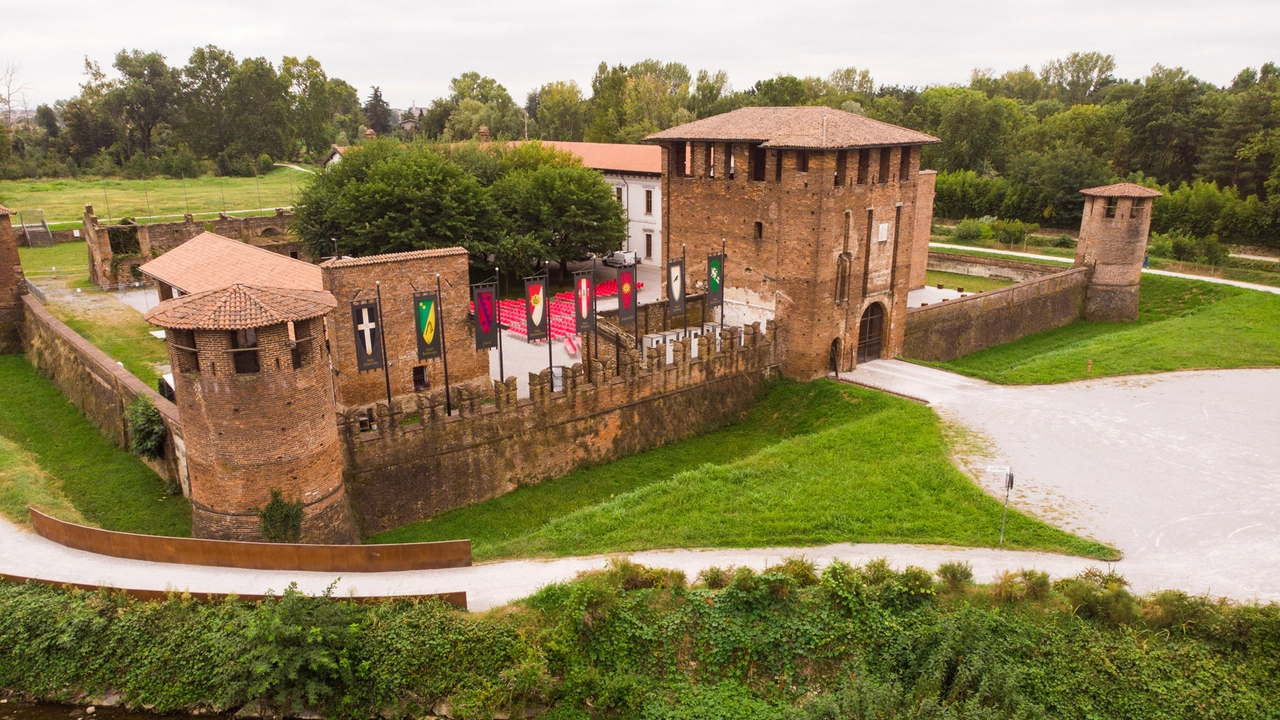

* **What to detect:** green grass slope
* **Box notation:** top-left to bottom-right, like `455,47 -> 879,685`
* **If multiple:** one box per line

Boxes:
371,380 -> 1113,561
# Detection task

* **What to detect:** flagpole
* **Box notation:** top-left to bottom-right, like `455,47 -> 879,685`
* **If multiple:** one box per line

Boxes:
682,243 -> 688,336
592,257 -> 599,370
632,262 -> 640,351
374,281 -> 392,410
545,269 -> 554,390
437,274 -> 452,416
720,238 -> 727,332
494,268 -> 505,386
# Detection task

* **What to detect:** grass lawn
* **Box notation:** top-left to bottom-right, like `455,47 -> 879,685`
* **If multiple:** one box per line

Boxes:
924,274 -> 1280,384
0,167 -> 311,227
0,355 -> 191,535
370,380 -> 1115,561
924,270 -> 1014,294
928,243 -> 1073,267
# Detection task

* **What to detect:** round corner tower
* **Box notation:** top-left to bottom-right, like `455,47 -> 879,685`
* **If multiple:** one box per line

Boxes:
146,283 -> 358,543
1075,183 -> 1163,322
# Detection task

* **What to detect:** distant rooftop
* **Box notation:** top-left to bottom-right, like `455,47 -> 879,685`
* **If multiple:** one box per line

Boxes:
145,284 -> 337,330
138,232 -> 323,294
1080,183 -> 1163,198
0,205 -> 13,216
539,141 -> 661,176
319,246 -> 467,269
646,107 -> 940,149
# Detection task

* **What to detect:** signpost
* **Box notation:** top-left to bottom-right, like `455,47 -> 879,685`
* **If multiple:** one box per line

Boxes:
988,466 -> 1014,544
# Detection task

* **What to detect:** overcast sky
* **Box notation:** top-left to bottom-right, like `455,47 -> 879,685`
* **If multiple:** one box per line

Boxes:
4,0 -> 1278,109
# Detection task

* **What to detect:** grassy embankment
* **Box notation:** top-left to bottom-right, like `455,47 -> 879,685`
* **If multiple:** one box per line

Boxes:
372,379 -> 1115,560
923,273 -> 1280,384
19,243 -> 169,390
0,167 -> 311,229
0,355 -> 190,535
924,269 -> 1014,294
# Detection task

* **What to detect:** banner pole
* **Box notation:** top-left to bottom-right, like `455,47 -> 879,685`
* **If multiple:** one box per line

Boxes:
494,268 -> 504,386
682,243 -> 688,336
437,274 -> 452,416
374,281 -> 393,411
592,258 -> 599,365
632,263 -> 640,350
545,270 -> 554,390
720,238 -> 727,332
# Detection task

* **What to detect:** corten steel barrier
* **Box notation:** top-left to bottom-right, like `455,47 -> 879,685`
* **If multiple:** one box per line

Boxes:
0,573 -> 468,608
29,509 -> 472,572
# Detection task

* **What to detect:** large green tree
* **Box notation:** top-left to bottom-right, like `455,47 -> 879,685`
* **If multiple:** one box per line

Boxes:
225,57 -> 292,161
1124,65 -> 1214,185
180,45 -> 236,159
104,49 -> 180,157
363,86 -> 394,135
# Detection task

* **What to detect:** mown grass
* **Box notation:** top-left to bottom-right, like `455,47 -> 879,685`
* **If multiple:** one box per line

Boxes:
928,242 -> 1073,266
371,380 -> 1114,561
925,274 -> 1280,384
924,270 -> 1015,294
0,167 -> 310,226
0,355 -> 190,535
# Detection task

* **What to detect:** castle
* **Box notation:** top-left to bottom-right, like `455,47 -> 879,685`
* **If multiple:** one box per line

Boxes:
2,108 -> 1158,545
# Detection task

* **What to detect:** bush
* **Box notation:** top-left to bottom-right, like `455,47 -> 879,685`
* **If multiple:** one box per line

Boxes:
257,489 -> 303,543
992,218 -> 1040,246
953,218 -> 985,242
935,561 -> 974,593
1151,230 -> 1230,264
216,151 -> 256,178
125,396 -> 166,459
257,153 -> 274,175
158,144 -> 200,179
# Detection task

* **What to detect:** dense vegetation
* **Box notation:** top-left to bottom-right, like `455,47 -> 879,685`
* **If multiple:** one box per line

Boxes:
2,559 -> 1277,719
925,274 -> 1280,384
372,380 -> 1113,560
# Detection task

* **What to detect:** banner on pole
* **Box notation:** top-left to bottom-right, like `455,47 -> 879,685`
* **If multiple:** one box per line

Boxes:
618,266 -> 637,325
707,254 -> 725,308
414,292 -> 442,360
667,258 -> 685,315
573,270 -> 595,334
525,275 -> 548,341
471,283 -> 499,350
351,299 -> 384,372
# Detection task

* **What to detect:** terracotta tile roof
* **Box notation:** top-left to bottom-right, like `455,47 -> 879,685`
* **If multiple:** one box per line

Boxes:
1080,183 -> 1164,198
538,141 -> 661,176
139,232 -> 323,294
0,205 -> 13,215
145,284 -> 337,330
646,107 -> 940,149
319,246 -> 468,268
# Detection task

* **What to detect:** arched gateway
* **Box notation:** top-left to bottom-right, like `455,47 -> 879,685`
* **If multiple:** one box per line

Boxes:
856,303 -> 885,364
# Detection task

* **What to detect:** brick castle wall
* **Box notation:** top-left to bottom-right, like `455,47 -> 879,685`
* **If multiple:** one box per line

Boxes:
342,324 -> 777,533
172,319 -> 357,543
909,170 -> 938,290
660,142 -> 930,379
902,267 -> 1090,362
926,252 -> 1064,283
321,248 -> 488,408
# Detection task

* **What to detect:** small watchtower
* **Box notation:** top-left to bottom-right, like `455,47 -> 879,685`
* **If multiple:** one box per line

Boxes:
0,205 -> 24,352
1075,183 -> 1163,322
145,284 -> 358,543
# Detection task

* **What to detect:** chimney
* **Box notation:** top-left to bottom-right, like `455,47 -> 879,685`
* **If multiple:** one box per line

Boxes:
478,126 -> 491,142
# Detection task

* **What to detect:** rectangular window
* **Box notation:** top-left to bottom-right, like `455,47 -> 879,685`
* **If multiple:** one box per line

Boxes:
835,150 -> 848,186
899,146 -> 913,181
172,329 -> 199,373
645,189 -> 653,214
706,143 -> 715,177
670,142 -> 687,177
288,250 -> 299,259
878,148 -> 891,184
1105,197 -> 1119,218
774,150 -> 783,182
645,232 -> 653,258
413,365 -> 430,391
230,328 -> 260,375
749,143 -> 766,181
754,221 -> 763,240
615,186 -> 623,203
726,143 -> 735,179
1130,197 -> 1145,218
796,150 -> 809,173
857,149 -> 870,184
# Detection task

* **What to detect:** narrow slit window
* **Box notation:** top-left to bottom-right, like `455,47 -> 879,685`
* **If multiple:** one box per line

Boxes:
645,189 -> 653,215
645,232 -> 653,258
706,143 -> 715,177
796,150 -> 809,173
774,150 -> 783,182
749,143 -> 766,181
753,221 -> 763,240
857,149 -> 870,184
670,142 -> 687,177
878,148 -> 891,183
726,143 -> 735,179
899,146 -> 913,181
615,186 -> 623,203
413,365 -> 430,391
835,150 -> 848,186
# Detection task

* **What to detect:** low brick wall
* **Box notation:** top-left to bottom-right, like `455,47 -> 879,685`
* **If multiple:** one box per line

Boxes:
903,267 -> 1090,362
19,294 -> 186,487
343,324 -> 778,533
30,508 -> 470,572
927,251 -> 1066,283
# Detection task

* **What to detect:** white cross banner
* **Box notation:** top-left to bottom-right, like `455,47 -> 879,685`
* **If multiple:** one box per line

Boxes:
351,299 -> 384,372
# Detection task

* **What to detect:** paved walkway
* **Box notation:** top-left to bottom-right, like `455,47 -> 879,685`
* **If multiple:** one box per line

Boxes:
842,361 -> 1280,603
929,242 -> 1280,295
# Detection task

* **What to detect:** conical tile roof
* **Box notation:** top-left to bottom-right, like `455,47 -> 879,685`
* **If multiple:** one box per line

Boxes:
145,283 -> 337,330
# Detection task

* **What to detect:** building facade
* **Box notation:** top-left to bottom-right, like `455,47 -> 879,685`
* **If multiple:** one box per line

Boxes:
648,107 -> 939,380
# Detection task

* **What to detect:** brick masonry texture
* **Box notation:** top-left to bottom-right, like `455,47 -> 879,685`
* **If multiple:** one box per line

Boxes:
926,252 -> 1063,284
83,206 -> 302,287
1076,194 -> 1154,322
909,171 -> 938,290
171,318 -> 358,543
902,267 -> 1090,362
659,141 -> 932,380
321,249 -> 488,408
1,214 -> 24,353
342,325 -> 777,533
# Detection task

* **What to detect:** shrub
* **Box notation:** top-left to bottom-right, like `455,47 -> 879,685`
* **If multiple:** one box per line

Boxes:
697,566 -> 732,590
935,561 -> 974,593
257,154 -> 275,175
257,489 -> 304,543
771,556 -> 819,587
125,397 -> 166,460
159,144 -> 200,179
953,218 -> 985,242
992,218 -> 1040,246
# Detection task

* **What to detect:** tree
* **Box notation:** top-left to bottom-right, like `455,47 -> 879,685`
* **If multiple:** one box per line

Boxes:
225,57 -> 292,162
531,80 -> 587,141
105,49 -> 180,157
912,88 -> 1025,173
363,86 -> 393,135
34,104 -> 58,138
1197,65 -> 1277,198
282,56 -> 334,156
1124,65 -> 1213,185
491,164 -> 627,280
1040,52 -> 1117,106
62,58 -> 119,164
292,140 -> 501,262
180,45 -> 236,158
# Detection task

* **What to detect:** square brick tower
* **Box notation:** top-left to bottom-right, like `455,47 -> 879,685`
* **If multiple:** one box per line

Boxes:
1075,183 -> 1163,322
0,205 -> 24,353
648,107 -> 939,380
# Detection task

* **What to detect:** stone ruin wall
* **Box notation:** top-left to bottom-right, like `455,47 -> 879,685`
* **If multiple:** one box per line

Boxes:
341,323 -> 778,534
83,206 -> 302,287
